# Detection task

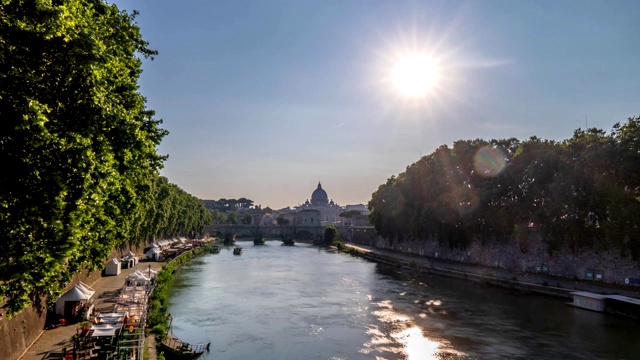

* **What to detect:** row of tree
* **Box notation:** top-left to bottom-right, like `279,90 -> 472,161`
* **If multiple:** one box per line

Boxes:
205,207 -> 255,224
203,198 -> 256,211
369,117 -> 640,259
0,1 -> 210,317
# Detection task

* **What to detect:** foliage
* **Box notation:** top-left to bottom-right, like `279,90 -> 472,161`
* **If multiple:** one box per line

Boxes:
241,212 -> 253,225
0,0 -> 166,316
368,117 -> 640,259
148,248 -> 205,344
203,198 -> 255,211
0,0 -> 211,317
208,208 -> 227,224
323,225 -> 340,245
276,216 -> 290,226
145,176 -> 213,240
226,211 -> 238,224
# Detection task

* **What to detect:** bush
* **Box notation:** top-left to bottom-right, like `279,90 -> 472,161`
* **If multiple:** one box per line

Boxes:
151,324 -> 166,336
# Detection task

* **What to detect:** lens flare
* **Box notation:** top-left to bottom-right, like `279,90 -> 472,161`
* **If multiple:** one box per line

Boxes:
473,146 -> 506,178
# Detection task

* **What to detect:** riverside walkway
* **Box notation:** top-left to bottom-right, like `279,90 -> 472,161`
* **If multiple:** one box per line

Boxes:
346,242 -> 640,299
19,259 -> 165,360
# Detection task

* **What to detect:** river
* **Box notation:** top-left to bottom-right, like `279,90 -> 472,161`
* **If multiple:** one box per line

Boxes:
166,241 -> 639,359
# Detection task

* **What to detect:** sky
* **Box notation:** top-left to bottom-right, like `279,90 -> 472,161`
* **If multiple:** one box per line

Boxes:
112,0 -> 639,210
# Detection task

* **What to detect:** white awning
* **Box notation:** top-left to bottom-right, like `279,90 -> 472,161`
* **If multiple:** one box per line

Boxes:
91,324 -> 121,337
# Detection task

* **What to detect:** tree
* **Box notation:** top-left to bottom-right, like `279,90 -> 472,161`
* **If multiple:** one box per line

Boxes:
0,1 -> 169,316
241,212 -> 253,225
276,217 -> 290,226
209,209 -> 226,224
227,211 -> 238,225
237,197 -> 254,209
323,225 -> 340,245
367,118 -> 640,257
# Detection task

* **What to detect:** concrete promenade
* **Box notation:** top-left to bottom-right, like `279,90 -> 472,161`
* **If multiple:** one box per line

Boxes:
346,242 -> 640,299
19,260 -> 166,360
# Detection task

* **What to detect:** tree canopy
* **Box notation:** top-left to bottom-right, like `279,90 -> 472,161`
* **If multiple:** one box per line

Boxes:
0,1 -> 210,317
203,198 -> 256,212
323,225 -> 340,245
369,117 -> 640,259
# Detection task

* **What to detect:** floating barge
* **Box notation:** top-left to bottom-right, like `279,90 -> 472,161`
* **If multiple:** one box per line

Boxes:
570,291 -> 608,312
570,291 -> 640,319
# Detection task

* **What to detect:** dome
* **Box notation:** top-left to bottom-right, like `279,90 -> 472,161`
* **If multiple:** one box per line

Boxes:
311,182 -> 329,206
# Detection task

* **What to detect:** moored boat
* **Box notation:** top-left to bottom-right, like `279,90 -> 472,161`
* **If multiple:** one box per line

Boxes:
210,245 -> 220,254
233,247 -> 243,255
159,335 -> 209,360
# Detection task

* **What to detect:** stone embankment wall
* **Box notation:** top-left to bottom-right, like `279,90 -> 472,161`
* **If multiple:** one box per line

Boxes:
353,231 -> 640,285
2,245 -> 147,360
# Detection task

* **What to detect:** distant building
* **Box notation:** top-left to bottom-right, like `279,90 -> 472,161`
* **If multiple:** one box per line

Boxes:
260,213 -> 275,225
345,204 -> 370,216
295,209 -> 321,226
351,214 -> 371,226
295,182 -> 344,225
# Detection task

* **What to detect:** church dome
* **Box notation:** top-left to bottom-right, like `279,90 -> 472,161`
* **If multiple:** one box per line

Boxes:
311,182 -> 329,206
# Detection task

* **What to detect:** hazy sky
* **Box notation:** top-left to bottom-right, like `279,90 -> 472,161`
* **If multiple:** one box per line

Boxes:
113,0 -> 639,209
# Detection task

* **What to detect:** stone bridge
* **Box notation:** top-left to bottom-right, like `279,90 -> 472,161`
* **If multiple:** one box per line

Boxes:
204,224 -> 377,242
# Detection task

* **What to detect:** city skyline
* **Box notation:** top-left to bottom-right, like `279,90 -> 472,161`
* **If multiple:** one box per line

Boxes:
113,0 -> 640,209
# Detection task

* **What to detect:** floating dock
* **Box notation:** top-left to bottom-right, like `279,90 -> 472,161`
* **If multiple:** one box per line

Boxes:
570,291 -> 640,319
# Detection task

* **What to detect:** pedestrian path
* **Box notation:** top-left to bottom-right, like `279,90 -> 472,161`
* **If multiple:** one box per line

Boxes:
19,260 -> 165,360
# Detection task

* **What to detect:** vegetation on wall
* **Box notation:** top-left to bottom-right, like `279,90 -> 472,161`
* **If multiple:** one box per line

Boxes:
369,117 -> 640,259
0,1 -> 211,317
147,250 -> 195,341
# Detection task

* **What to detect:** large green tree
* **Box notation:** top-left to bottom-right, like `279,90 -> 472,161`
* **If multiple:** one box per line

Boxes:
368,117 -> 640,258
0,1 -> 167,316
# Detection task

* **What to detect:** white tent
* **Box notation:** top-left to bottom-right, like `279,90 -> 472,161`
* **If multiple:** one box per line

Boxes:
125,250 -> 136,258
137,266 -> 158,279
55,285 -> 92,316
158,239 -> 171,249
90,323 -> 121,337
146,247 -> 162,261
105,258 -> 121,276
75,282 -> 95,298
95,312 -> 127,324
126,271 -> 150,286
78,281 -> 95,292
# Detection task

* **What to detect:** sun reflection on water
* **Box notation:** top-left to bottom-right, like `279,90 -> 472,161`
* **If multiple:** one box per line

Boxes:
393,326 -> 439,360
365,298 -> 465,360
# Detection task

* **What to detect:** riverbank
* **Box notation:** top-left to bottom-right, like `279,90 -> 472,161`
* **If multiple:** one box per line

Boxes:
18,259 -> 166,360
17,242 -> 215,360
345,243 -> 640,301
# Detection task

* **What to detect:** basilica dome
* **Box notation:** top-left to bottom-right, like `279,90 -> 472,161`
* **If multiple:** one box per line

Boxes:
311,182 -> 329,206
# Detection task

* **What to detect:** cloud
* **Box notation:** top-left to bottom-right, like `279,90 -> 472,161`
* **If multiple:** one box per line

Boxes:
333,121 -> 347,129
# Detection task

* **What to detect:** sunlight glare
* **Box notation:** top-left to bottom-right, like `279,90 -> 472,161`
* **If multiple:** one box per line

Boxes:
392,54 -> 440,98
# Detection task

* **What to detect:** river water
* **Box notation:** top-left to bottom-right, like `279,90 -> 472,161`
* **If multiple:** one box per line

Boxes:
166,241 -> 639,359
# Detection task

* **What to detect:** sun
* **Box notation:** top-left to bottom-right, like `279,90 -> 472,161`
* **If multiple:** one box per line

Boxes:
391,54 -> 440,98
